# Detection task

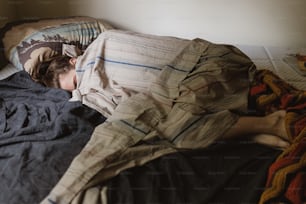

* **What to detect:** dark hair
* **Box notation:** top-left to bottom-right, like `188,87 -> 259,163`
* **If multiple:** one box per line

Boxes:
35,55 -> 74,88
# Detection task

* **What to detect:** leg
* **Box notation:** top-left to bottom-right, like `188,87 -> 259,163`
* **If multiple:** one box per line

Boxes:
222,110 -> 290,149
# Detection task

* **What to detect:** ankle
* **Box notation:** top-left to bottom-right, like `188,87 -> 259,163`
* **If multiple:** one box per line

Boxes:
264,111 -> 287,139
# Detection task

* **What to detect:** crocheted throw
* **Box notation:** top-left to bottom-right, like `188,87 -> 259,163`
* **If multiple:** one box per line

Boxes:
249,70 -> 306,204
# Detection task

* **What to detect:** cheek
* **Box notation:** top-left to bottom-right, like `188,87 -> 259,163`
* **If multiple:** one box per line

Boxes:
59,72 -> 76,91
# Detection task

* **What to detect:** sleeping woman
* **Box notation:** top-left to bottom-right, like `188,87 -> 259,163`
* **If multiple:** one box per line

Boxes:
37,30 -> 306,204
36,30 -> 292,150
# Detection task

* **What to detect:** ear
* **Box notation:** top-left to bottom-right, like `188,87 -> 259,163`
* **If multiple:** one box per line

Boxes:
69,57 -> 77,66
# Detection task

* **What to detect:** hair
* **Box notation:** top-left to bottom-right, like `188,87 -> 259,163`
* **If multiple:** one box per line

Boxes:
35,55 -> 74,89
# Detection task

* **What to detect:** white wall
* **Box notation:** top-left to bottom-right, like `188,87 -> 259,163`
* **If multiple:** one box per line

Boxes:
13,0 -> 73,20
12,0 -> 306,47
0,0 -> 17,28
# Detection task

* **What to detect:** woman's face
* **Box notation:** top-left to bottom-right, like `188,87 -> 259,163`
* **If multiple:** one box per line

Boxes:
58,57 -> 77,92
59,68 -> 77,92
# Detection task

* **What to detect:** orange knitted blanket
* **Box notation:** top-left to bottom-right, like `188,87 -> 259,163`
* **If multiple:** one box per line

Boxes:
248,70 -> 306,204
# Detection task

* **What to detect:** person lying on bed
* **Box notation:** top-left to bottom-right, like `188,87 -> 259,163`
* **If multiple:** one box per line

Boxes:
38,55 -> 77,92
36,55 -> 291,151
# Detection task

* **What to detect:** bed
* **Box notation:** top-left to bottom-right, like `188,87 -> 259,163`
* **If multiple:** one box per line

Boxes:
0,16 -> 305,204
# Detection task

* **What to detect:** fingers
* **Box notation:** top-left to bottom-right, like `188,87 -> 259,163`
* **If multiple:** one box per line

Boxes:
252,134 -> 290,150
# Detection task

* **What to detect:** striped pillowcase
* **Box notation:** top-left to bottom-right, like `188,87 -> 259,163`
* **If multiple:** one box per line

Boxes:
1,16 -> 113,76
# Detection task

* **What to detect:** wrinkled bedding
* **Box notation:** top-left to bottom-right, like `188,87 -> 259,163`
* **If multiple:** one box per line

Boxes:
249,70 -> 306,204
43,30 -> 256,204
0,71 -> 106,204
106,141 -> 280,204
2,30 -> 304,204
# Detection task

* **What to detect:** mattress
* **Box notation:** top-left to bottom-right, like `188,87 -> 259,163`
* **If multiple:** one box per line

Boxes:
237,45 -> 306,90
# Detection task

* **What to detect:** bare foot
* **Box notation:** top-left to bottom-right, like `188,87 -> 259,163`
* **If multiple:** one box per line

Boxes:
265,110 -> 289,141
252,134 -> 290,150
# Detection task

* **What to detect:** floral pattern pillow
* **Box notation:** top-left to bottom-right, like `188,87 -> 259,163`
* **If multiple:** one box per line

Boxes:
1,16 -> 113,76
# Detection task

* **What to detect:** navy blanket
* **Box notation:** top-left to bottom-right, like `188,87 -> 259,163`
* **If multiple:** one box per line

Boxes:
0,71 -> 105,204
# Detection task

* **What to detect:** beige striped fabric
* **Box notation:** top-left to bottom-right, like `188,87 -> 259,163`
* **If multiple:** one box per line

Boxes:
42,30 -> 255,204
71,30 -> 191,117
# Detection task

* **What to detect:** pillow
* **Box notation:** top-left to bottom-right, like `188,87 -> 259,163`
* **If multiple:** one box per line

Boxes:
0,16 -> 113,77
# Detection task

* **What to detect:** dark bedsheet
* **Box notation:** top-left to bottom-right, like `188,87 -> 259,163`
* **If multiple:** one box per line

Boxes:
106,140 -> 281,204
0,71 -> 106,204
0,71 -> 283,204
